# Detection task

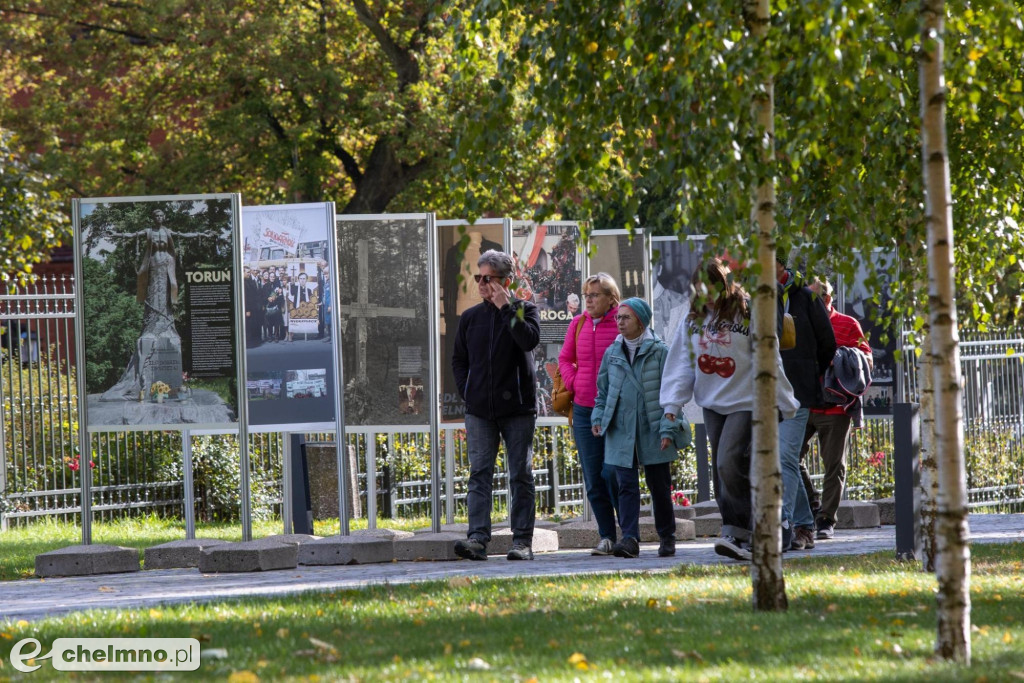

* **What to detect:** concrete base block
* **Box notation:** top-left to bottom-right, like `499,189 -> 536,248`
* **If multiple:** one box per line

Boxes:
198,539 -> 298,573
264,534 -> 322,546
693,512 -> 723,537
352,528 -> 414,540
495,519 -> 560,530
836,500 -> 881,529
299,536 -> 394,566
143,539 -> 228,570
487,527 -> 559,555
555,520 -> 602,549
414,523 -> 468,535
691,500 -> 720,517
637,517 -> 696,541
393,532 -> 464,561
872,497 -> 896,525
640,504 -> 697,520
36,544 -> 140,578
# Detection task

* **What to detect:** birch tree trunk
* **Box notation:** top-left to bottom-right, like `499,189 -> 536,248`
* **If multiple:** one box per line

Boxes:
916,327 -> 938,571
919,0 -> 971,662
745,0 -> 787,612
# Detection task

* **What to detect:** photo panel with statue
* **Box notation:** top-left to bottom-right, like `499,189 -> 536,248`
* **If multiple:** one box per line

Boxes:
241,203 -> 339,431
651,235 -> 706,343
588,229 -> 649,303
76,195 -> 242,431
512,221 -> 584,421
437,219 -> 507,422
338,215 -> 433,427
838,248 -> 899,412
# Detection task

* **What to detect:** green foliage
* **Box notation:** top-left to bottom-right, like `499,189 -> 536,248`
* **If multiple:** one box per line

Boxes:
156,436 -> 279,523
79,258 -> 143,394
458,0 -> 1024,327
0,1 -> 556,219
0,130 -> 69,277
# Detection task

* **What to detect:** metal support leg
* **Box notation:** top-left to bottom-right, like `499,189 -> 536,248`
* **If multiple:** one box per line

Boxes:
894,403 -> 920,560
183,430 -> 195,540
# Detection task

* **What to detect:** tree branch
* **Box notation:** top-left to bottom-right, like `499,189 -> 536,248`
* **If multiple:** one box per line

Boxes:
348,0 -> 420,88
0,7 -> 170,46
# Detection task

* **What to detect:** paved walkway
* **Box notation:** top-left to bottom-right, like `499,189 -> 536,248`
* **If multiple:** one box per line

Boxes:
2,514 -> 1021,623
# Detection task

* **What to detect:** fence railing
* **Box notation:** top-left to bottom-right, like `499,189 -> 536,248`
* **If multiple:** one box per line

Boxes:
3,274 -> 1023,529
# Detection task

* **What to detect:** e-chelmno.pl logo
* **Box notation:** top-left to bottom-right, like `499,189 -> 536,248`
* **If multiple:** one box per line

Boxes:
9,637 -> 201,673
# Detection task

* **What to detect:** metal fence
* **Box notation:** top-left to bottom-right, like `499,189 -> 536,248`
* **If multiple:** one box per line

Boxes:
2,274 -> 1022,529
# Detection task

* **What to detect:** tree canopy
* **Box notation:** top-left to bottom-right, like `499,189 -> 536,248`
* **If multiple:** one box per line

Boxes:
0,0 -> 554,220
0,130 -> 69,277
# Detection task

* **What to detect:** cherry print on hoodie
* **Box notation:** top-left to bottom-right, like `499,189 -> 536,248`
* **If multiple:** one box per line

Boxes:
697,322 -> 736,378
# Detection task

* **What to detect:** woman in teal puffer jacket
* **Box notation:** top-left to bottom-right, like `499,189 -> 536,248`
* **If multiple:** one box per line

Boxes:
591,298 -> 688,558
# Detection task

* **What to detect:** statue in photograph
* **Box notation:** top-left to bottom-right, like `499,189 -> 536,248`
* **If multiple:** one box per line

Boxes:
100,208 -> 216,401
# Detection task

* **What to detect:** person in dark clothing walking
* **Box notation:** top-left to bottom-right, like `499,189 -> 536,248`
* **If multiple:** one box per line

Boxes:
776,251 -> 837,551
451,250 -> 541,561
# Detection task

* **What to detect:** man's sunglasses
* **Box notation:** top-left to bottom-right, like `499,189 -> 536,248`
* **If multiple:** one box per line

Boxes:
473,274 -> 504,284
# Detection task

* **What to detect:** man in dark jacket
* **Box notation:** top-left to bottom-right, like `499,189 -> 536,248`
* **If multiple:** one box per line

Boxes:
777,252 -> 837,551
452,249 -> 541,561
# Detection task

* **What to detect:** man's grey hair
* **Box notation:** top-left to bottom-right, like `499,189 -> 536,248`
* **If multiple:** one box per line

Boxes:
477,249 -> 515,279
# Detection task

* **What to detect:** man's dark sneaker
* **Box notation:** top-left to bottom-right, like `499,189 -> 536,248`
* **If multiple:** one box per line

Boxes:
794,527 -> 816,550
781,520 -> 794,552
816,520 -> 835,540
612,537 -> 640,558
714,536 -> 752,561
790,528 -> 807,550
591,538 -> 615,556
454,538 -> 487,561
506,543 -> 534,561
658,536 -> 676,557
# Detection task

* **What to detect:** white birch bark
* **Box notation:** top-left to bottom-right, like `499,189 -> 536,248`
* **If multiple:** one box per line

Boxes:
745,0 -> 787,612
919,0 -> 971,662
916,327 -> 938,571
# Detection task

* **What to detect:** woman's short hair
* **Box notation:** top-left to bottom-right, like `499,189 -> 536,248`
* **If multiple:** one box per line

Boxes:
583,272 -> 621,305
477,249 -> 515,279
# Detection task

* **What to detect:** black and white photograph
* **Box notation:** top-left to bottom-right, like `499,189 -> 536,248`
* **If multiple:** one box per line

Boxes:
588,229 -> 649,301
285,368 -> 328,399
651,235 -> 706,343
512,221 -> 583,419
76,195 -> 241,431
247,374 -> 283,401
242,202 -> 339,430
840,248 -> 899,408
398,377 -> 425,415
338,215 -> 433,427
438,220 -> 505,422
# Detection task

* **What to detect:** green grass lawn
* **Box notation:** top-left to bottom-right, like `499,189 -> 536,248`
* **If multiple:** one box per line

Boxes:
0,515 -> 434,581
1,543 -> 1021,681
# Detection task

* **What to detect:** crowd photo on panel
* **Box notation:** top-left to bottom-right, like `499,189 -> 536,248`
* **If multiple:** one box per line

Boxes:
450,247 -> 871,561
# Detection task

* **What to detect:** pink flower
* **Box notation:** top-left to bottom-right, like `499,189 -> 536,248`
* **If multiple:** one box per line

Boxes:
868,451 -> 886,468
671,491 -> 691,506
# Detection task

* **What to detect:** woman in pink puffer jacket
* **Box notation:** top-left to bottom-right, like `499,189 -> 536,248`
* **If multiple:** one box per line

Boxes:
558,272 -> 622,556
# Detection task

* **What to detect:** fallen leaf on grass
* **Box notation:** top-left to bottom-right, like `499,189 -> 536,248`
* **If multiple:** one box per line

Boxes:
227,671 -> 259,683
671,649 -> 705,663
448,576 -> 475,589
1004,632 -> 1014,644
466,657 -> 490,670
308,637 -> 338,655
568,652 -> 593,670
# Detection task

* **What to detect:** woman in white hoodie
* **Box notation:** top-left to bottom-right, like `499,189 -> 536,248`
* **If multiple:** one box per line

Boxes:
660,257 -> 798,561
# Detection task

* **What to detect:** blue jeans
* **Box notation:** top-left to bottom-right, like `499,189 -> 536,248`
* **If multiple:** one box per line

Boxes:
613,458 -> 675,542
572,403 -> 619,540
779,408 -> 815,529
464,413 -> 537,546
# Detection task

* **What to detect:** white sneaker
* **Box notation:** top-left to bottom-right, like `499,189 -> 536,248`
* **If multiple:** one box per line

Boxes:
591,538 -> 615,556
